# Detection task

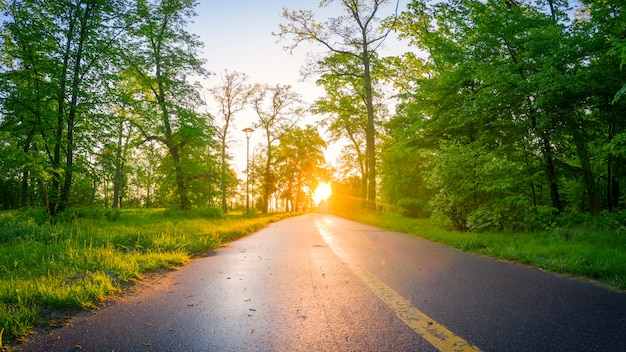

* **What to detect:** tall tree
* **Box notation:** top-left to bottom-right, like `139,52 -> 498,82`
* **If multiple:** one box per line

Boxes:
384,0 -> 625,229
0,0 -> 128,214
276,0 -> 399,209
577,0 -> 626,211
126,0 -> 210,210
275,126 -> 327,211
312,52 -> 389,200
251,84 -> 302,213
209,70 -> 254,213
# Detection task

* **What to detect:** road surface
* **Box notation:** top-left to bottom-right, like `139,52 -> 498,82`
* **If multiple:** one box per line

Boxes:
15,214 -> 626,351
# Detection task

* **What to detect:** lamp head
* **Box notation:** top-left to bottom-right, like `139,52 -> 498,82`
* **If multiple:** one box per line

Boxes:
242,127 -> 254,138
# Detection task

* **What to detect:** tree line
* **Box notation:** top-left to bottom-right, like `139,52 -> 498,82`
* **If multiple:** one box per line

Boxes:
382,0 -> 625,230
1,0 -> 624,231
278,0 -> 625,230
0,0 -> 328,215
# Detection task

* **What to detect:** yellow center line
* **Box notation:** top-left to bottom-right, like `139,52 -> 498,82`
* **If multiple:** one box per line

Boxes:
317,223 -> 482,352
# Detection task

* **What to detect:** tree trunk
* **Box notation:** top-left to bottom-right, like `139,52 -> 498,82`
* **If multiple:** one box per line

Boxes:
263,141 -> 272,213
48,13 -> 75,215
362,31 -> 377,210
21,137 -> 31,207
607,123 -> 620,211
542,136 -> 562,213
171,145 -> 189,210
156,57 -> 189,210
60,4 -> 94,213
112,119 -> 124,208
571,127 -> 601,214
220,134 -> 228,213
578,151 -> 601,214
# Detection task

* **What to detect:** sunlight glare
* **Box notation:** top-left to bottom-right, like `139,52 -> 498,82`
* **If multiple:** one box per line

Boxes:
312,183 -> 332,205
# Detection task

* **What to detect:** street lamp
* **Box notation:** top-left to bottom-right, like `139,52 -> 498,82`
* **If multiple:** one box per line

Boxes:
242,127 -> 254,213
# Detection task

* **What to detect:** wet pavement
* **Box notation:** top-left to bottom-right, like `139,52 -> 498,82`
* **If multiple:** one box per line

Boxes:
14,214 -> 626,351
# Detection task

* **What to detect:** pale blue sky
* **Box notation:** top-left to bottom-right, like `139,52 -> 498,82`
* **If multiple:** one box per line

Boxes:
187,1 -> 410,171
190,1 -> 318,88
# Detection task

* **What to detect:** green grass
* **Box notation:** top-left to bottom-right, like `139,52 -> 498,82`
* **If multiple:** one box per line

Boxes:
345,211 -> 626,291
0,208 -> 296,345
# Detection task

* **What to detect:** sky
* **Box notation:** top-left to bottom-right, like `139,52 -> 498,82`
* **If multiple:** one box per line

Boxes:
187,1 -> 411,175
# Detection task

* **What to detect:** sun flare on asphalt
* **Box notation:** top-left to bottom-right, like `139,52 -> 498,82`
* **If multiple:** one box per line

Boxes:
312,183 -> 332,205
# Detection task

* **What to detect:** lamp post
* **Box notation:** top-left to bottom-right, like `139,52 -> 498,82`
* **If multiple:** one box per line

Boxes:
242,127 -> 254,213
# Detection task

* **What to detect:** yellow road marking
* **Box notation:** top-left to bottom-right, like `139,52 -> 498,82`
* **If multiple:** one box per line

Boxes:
317,223 -> 482,352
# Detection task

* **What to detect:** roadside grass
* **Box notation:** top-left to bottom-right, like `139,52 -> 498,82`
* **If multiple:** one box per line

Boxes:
344,211 -> 626,291
0,208 -> 295,345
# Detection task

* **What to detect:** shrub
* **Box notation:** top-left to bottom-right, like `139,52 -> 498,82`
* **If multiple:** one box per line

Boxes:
467,207 -> 500,232
397,198 -> 431,218
53,207 -> 120,223
193,206 -> 222,219
161,206 -> 222,219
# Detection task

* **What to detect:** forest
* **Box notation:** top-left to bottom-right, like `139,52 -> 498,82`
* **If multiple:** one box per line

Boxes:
0,0 -> 328,216
1,0 -> 625,232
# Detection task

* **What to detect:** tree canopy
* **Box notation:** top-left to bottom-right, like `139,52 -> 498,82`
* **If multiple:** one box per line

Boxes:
1,0 -> 625,231
383,0 -> 626,230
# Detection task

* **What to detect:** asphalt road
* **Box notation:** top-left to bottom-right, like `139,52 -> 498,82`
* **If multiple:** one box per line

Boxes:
15,213 -> 626,351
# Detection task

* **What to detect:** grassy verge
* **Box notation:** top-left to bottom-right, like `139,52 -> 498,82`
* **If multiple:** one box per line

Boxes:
342,211 -> 626,291
0,208 -> 296,346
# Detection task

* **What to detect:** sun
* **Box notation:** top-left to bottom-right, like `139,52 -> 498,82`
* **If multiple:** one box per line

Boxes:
312,182 -> 332,205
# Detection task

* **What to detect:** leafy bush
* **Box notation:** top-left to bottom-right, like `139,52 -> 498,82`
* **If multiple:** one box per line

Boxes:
161,206 -> 222,219
397,198 -> 431,218
194,206 -> 222,219
15,207 -> 49,225
0,209 -> 53,243
54,207 -> 120,223
467,207 -> 500,232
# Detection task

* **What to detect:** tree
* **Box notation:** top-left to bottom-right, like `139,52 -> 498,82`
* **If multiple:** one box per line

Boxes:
126,0 -> 211,210
275,126 -> 327,211
312,52 -> 389,200
384,0 -> 625,229
131,141 -> 163,208
252,84 -> 303,213
209,70 -> 254,213
276,0 -> 399,209
312,54 -> 368,200
0,0 -> 129,214
577,0 -> 626,211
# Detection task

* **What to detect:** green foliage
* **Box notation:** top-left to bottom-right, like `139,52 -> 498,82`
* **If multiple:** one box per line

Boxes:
53,207 -> 121,223
381,0 -> 626,229
397,198 -> 431,218
0,0 -> 220,213
252,84 -> 305,213
275,126 -> 328,211
0,302 -> 38,346
279,1 -> 398,208
161,206 -> 222,219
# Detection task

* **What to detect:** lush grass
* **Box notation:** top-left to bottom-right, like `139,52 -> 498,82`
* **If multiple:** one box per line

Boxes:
0,208 -> 296,345
344,211 -> 626,291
